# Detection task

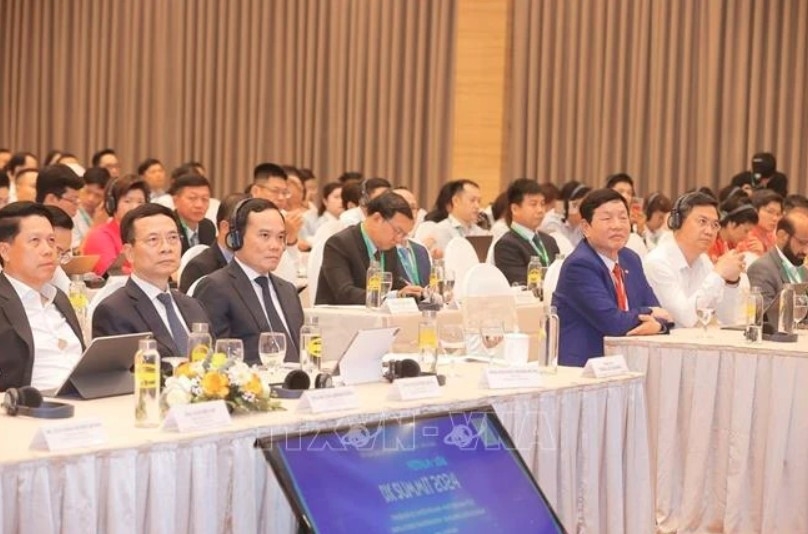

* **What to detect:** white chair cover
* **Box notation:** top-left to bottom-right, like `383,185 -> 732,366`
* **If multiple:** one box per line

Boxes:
273,252 -> 298,284
461,263 -> 511,297
310,220 -> 345,247
186,275 -> 205,297
178,244 -> 209,283
549,231 -> 574,256
542,256 -> 565,305
625,233 -> 648,258
484,232 -> 503,264
444,237 -> 480,299
87,275 -> 129,325
413,220 -> 438,243
307,238 -> 328,303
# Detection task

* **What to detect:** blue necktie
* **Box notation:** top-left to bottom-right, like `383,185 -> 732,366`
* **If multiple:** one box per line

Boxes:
156,292 -> 189,356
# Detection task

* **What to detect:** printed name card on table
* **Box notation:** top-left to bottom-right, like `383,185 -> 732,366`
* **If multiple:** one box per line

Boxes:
382,297 -> 420,315
582,355 -> 630,379
163,400 -> 232,433
30,418 -> 107,452
483,367 -> 543,389
389,375 -> 442,401
298,387 -> 360,413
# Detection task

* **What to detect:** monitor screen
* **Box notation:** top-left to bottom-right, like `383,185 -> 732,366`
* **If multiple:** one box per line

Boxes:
257,406 -> 566,533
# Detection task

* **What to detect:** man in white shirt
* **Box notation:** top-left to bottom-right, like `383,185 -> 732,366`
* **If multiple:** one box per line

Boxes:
643,192 -> 746,327
426,179 -> 488,255
0,201 -> 85,391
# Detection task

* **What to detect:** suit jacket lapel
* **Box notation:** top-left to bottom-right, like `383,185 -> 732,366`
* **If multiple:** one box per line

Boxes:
0,274 -> 34,363
126,280 -> 178,356
228,262 -> 271,331
54,291 -> 87,350
268,274 -> 299,349
351,226 -> 371,272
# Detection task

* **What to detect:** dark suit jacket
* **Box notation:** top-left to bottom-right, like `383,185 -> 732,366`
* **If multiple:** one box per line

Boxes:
315,225 -> 408,305
747,248 -> 806,324
552,239 -> 662,367
194,261 -> 304,364
176,213 -> 217,254
493,229 -> 560,285
0,273 -> 86,390
92,278 -> 212,359
179,244 -> 228,293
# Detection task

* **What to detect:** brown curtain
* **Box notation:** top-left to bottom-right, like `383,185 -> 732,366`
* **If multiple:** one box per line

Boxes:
507,0 -> 808,198
0,0 -> 456,204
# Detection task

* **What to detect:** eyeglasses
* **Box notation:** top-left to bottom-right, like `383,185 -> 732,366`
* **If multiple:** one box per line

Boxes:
694,216 -> 720,232
384,218 -> 409,239
135,233 -> 181,248
254,183 -> 292,198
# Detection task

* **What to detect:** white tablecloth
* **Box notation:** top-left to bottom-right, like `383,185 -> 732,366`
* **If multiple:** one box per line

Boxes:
605,329 -> 808,533
0,365 -> 652,533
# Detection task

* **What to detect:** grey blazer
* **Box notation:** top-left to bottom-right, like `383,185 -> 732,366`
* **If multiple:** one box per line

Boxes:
747,248 -> 807,324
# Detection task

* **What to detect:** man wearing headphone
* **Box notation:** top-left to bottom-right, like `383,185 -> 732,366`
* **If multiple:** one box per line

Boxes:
92,204 -> 211,359
194,198 -> 304,364
643,191 -> 746,327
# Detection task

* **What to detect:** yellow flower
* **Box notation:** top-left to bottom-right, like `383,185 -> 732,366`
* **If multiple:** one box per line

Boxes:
209,352 -> 228,369
241,374 -> 264,396
174,362 -> 197,379
201,371 -> 230,398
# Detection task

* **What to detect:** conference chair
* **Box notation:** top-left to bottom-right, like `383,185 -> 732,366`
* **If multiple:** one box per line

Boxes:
87,275 -> 129,326
549,231 -> 574,256
444,237 -> 481,300
461,263 -> 511,297
178,244 -> 209,283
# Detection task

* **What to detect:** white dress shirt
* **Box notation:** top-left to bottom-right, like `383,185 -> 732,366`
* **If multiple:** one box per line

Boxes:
431,215 -> 489,252
234,258 -> 291,333
6,275 -> 83,391
643,237 -> 743,327
130,274 -> 190,336
540,211 -> 583,247
339,206 -> 365,226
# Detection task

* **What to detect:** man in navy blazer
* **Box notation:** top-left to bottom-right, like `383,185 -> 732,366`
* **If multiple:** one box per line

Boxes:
553,188 -> 672,367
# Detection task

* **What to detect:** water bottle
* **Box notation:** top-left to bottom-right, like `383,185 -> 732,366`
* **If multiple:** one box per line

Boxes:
539,305 -> 559,374
366,259 -> 383,309
187,323 -> 212,362
778,283 -> 795,334
429,259 -> 445,302
418,310 -> 438,372
744,286 -> 764,343
134,339 -> 161,427
68,274 -> 89,339
526,255 -> 543,298
299,316 -> 323,373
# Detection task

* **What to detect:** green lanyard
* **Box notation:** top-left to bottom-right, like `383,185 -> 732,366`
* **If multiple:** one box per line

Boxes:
398,246 -> 420,285
511,225 -> 549,266
781,256 -> 803,284
360,224 -> 385,271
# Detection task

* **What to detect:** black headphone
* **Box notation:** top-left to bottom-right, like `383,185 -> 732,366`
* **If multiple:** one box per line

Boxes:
225,198 -> 286,251
384,359 -> 446,386
271,369 -> 333,399
359,179 -> 370,207
563,183 -> 588,222
667,192 -> 700,230
720,203 -> 757,224
3,386 -> 75,419
104,177 -> 121,216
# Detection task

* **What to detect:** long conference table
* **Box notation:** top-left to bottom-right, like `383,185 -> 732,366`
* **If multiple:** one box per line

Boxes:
605,328 -> 808,534
0,364 -> 653,533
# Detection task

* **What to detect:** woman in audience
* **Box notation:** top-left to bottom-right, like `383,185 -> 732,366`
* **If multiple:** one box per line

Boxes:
313,181 -> 343,229
83,174 -> 149,276
708,195 -> 761,262
540,180 -> 590,247
747,189 -> 783,253
137,158 -> 168,199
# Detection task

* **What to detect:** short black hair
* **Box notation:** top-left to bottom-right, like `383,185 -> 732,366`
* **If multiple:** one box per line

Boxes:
253,162 -> 287,182
35,164 -> 85,203
338,171 -> 363,184
170,163 -> 203,182
282,165 -> 300,180
605,173 -> 634,191
0,171 -> 9,189
784,194 -> 808,213
539,182 -> 560,204
505,178 -> 543,224
319,182 -> 342,216
6,152 -> 37,175
719,196 -> 758,227
168,174 -> 211,196
341,182 -> 362,210
216,193 -> 249,226
230,197 -> 284,238
105,174 -> 150,216
367,191 -> 414,220
675,192 -> 719,224
43,150 -> 62,166
14,168 -> 38,185
750,189 -> 783,211
580,188 -> 628,223
55,152 -> 78,164
120,203 -> 178,244
299,168 -> 315,182
43,205 -> 74,231
491,192 -> 509,222
644,192 -> 672,218
363,177 -> 392,201
0,201 -> 54,245
424,180 -> 477,223
83,166 -> 112,188
137,158 -> 163,176
91,148 -> 116,167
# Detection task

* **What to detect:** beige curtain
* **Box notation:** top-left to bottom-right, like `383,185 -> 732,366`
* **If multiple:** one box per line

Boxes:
0,0 -> 456,203
507,0 -> 808,198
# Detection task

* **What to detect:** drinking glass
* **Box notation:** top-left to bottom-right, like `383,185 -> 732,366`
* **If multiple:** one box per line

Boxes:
163,355 -> 189,376
214,338 -> 244,362
258,332 -> 286,374
695,295 -> 715,337
794,294 -> 808,329
380,272 -> 393,301
479,320 -> 505,364
442,270 -> 456,305
439,324 -> 465,377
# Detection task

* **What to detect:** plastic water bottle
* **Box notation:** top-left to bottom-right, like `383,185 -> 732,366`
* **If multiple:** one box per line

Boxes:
418,310 -> 438,371
299,316 -> 323,373
744,286 -> 764,342
187,323 -> 212,362
68,274 -> 88,339
526,255 -> 543,298
134,339 -> 161,427
778,283 -> 795,334
366,259 -> 383,309
539,305 -> 559,373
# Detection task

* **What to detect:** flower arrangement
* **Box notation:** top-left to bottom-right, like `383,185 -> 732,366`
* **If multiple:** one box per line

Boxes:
161,353 -> 283,414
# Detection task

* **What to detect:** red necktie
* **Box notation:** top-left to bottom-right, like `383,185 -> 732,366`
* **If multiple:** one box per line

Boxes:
612,264 -> 628,311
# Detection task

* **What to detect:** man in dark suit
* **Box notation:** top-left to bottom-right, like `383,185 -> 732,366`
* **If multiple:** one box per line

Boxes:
194,198 -> 304,365
92,204 -> 211,359
0,202 -> 85,391
494,178 -> 560,285
748,211 -> 808,323
553,189 -> 672,367
171,173 -> 217,254
179,193 -> 247,293
315,191 -> 423,305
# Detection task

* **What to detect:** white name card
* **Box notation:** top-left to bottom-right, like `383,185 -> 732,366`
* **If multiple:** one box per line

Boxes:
163,400 -> 231,433
390,375 -> 442,401
30,418 -> 107,452
582,355 -> 630,379
298,387 -> 360,413
483,367 -> 543,389
382,297 -> 420,315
